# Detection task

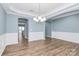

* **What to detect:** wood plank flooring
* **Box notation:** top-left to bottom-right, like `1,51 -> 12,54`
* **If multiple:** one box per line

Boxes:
2,38 -> 79,56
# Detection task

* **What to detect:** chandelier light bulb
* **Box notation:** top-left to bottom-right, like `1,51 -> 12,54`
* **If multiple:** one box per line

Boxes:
40,17 -> 46,22
33,17 -> 39,22
33,16 -> 46,22
38,16 -> 42,20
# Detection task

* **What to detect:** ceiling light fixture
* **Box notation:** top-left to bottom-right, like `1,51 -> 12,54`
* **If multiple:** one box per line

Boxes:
33,3 -> 46,22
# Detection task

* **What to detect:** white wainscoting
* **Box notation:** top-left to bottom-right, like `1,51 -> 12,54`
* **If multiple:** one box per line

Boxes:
5,33 -> 18,45
52,32 -> 79,43
0,34 -> 6,55
29,32 -> 45,41
0,33 -> 18,55
46,35 -> 51,38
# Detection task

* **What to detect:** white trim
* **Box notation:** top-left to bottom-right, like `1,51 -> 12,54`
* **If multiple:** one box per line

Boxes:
28,32 -> 45,41
0,33 -> 18,55
5,33 -> 18,45
47,4 -> 79,19
0,34 -> 6,56
52,32 -> 79,44
50,10 -> 79,20
46,35 -> 51,37
0,45 -> 6,56
1,3 -> 78,19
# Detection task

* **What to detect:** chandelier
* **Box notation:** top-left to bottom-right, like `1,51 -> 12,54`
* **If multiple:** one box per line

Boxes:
33,3 -> 46,22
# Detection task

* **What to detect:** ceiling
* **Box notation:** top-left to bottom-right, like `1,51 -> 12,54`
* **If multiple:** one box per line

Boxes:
1,3 -> 79,19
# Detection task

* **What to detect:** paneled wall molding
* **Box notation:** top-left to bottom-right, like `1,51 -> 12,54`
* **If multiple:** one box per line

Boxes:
5,33 -> 18,45
0,33 -> 18,55
52,32 -> 79,44
28,32 -> 45,41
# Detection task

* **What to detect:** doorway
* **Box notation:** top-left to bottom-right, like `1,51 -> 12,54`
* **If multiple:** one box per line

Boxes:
18,18 -> 28,46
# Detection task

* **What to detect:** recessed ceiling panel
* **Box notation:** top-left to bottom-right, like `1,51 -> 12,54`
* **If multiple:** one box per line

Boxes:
1,3 -> 77,17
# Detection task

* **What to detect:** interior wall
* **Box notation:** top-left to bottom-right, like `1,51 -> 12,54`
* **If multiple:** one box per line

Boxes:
0,5 -> 6,55
28,18 -> 45,41
6,14 -> 18,33
45,21 -> 51,37
6,14 -> 19,45
6,14 -> 29,45
6,14 -> 45,42
51,13 -> 79,43
0,5 -> 6,35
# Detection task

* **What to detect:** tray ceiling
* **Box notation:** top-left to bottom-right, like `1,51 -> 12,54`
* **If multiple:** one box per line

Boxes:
1,3 -> 78,19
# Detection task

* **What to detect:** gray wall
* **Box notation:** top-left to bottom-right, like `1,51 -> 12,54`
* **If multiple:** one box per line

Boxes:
45,22 -> 51,37
51,13 -> 79,33
6,14 -> 18,33
29,18 -> 45,32
6,14 -> 45,33
0,5 -> 6,35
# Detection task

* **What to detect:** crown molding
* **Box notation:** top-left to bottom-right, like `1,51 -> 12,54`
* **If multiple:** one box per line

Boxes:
47,9 -> 79,22
1,3 -> 79,20
47,3 -> 79,19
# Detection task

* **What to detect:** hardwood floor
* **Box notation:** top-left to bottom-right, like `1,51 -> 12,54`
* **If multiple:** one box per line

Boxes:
2,38 -> 79,56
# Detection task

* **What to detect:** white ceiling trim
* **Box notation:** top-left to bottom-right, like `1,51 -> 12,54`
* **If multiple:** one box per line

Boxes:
8,4 -> 78,17
1,3 -> 79,20
9,6 -> 36,17
45,4 -> 77,17
47,3 -> 79,19
49,10 -> 79,21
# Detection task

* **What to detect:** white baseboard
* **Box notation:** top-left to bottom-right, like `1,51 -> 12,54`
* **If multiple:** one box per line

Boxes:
52,32 -> 79,43
29,32 -> 45,41
45,36 -> 51,38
